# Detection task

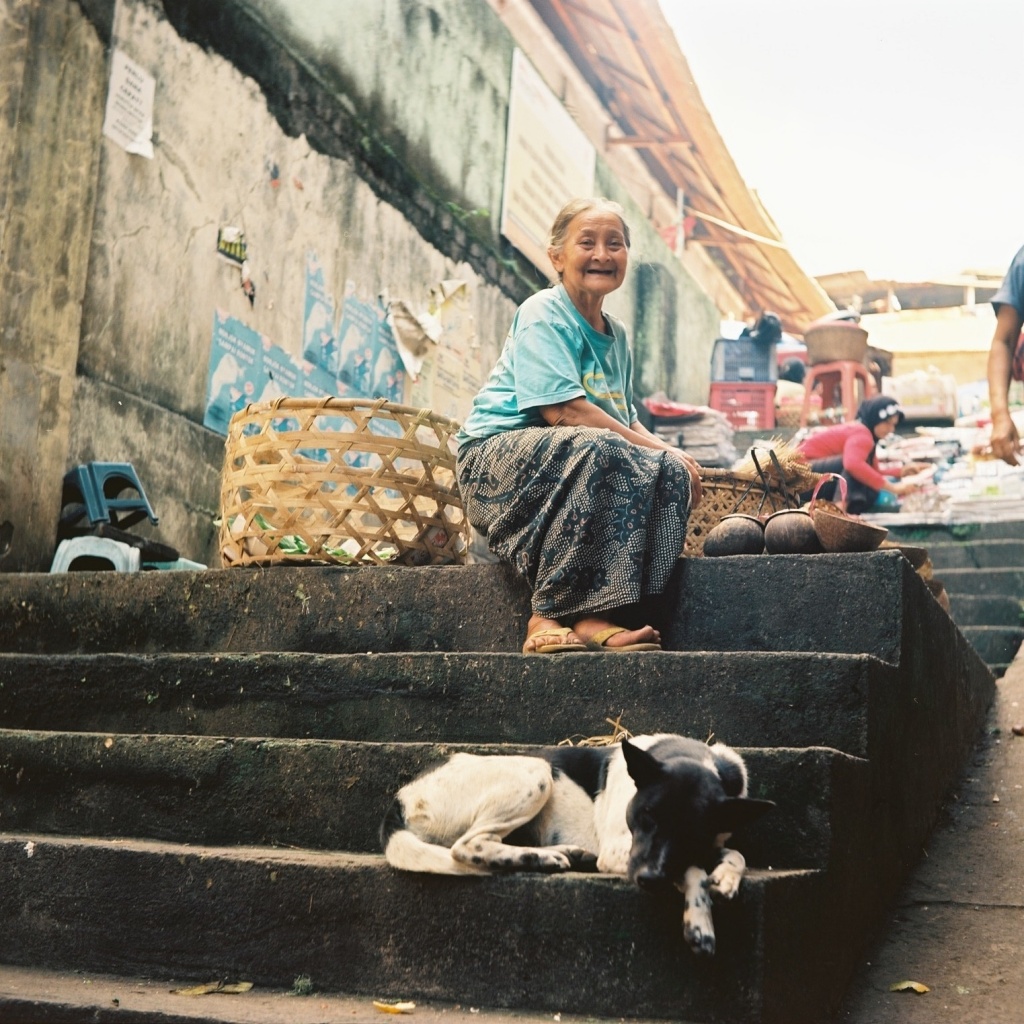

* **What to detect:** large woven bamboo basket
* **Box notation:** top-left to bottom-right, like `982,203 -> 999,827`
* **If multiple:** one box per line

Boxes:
684,443 -> 822,557
219,397 -> 469,567
803,323 -> 869,365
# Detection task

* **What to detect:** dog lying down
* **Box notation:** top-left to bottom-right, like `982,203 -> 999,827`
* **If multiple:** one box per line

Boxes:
380,733 -> 774,955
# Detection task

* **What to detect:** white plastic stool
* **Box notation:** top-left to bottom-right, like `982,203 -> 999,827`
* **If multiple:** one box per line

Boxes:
50,537 -> 141,573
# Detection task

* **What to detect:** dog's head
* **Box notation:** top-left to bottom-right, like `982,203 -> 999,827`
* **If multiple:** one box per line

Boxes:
621,737 -> 774,891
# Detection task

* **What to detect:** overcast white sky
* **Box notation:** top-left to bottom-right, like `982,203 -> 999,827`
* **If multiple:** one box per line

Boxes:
659,1 -> 1024,282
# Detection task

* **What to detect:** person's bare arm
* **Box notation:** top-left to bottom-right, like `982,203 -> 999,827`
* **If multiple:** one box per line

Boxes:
539,396 -> 702,507
987,303 -> 1024,465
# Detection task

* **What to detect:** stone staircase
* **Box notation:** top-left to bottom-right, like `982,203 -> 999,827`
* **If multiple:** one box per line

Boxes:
887,520 -> 1024,677
0,552 -> 995,1023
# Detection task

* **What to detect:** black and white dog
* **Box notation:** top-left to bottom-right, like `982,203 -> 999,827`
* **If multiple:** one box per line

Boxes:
380,734 -> 773,955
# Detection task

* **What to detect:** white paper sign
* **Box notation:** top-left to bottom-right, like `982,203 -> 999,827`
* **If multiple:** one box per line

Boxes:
499,49 -> 596,276
102,49 -> 155,159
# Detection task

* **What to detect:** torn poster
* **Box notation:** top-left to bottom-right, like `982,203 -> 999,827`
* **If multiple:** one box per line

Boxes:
387,300 -> 442,381
102,49 -> 155,159
406,279 -> 481,421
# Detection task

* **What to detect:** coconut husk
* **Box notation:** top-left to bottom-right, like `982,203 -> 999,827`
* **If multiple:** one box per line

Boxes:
733,437 -> 822,494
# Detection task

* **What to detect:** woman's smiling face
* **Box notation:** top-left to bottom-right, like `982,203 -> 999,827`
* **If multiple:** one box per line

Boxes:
549,209 -> 629,305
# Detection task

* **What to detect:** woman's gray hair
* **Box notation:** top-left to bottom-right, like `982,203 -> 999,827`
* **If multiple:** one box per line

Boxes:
548,197 -> 631,254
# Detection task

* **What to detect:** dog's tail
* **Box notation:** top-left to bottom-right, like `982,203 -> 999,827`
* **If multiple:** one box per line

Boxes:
380,797 -> 489,876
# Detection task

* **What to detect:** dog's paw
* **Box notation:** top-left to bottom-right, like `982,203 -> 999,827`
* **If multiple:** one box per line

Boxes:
708,850 -> 745,901
680,866 -> 716,956
683,915 -> 716,956
555,846 -> 598,872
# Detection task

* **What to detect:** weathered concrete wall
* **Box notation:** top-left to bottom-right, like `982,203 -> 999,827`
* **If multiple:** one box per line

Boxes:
0,0 -> 107,572
2,0 -> 720,570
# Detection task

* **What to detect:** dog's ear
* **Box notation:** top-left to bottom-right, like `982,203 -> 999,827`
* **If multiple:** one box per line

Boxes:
621,737 -> 663,788
712,797 -> 775,835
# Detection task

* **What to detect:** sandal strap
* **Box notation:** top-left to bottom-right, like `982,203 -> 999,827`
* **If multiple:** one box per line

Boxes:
586,626 -> 626,647
527,627 -> 574,641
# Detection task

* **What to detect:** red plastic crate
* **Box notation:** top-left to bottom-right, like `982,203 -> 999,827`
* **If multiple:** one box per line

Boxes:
708,382 -> 776,430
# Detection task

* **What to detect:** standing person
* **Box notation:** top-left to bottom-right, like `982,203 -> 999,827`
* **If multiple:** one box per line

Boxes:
986,243 -> 1024,465
456,197 -> 703,654
796,395 -> 924,514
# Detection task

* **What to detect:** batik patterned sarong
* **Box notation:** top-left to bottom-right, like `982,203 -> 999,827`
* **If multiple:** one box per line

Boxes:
456,426 -> 692,619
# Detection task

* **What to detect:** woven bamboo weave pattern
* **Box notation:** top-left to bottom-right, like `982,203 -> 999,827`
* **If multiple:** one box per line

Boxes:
684,468 -> 790,557
219,397 -> 469,567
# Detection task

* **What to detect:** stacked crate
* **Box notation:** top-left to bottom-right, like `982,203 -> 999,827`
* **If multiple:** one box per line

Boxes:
708,336 -> 777,430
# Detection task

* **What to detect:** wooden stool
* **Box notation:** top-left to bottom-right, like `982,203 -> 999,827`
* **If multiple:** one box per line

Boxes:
799,360 -> 877,427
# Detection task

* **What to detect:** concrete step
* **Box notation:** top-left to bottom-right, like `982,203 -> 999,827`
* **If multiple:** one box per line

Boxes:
885,521 -> 1024,544
0,832 -> 833,1023
949,593 -> 1023,627
0,963 -> 680,1024
0,650 -> 890,757
920,539 -> 1024,570
936,567 -> 1024,597
0,554 -> 923,665
0,730 -> 868,873
960,626 -> 1024,677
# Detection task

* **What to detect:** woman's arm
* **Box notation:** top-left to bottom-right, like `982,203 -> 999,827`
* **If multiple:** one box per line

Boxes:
987,302 -> 1024,465
843,431 -> 919,497
539,397 -> 703,506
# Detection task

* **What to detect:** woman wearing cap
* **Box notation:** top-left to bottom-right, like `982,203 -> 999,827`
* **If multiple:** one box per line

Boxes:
795,395 -> 923,513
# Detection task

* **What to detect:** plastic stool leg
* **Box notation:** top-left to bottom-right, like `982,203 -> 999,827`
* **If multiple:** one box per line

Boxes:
50,537 -> 141,573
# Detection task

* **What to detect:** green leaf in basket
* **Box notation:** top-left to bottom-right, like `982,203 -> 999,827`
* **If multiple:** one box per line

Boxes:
278,535 -> 309,554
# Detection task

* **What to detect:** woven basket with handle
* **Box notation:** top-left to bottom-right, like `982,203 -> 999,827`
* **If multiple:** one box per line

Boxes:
219,397 -> 469,567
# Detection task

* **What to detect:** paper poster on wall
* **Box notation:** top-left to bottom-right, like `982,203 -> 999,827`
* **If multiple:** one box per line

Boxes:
300,257 -> 406,405
102,49 -> 155,159
405,281 -> 483,422
499,48 -> 595,275
205,310 -> 345,436
335,286 -> 405,404
301,250 -> 338,373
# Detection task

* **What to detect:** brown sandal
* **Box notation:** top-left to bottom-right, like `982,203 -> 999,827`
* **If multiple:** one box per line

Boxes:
522,626 -> 585,654
584,626 -> 661,652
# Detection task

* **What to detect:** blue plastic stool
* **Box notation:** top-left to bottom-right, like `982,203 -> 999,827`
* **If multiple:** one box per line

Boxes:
60,462 -> 159,531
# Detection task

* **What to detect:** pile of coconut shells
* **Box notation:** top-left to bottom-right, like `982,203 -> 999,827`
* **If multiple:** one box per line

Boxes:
703,471 -> 889,557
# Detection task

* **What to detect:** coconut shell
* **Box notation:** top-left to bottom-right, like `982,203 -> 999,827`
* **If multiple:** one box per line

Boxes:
763,509 -> 822,555
703,514 -> 765,557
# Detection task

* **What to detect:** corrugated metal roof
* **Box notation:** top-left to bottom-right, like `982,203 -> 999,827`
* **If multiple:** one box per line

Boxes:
527,0 -> 834,333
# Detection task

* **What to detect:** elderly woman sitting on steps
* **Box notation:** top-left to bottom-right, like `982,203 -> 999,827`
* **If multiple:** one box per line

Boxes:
456,197 -> 703,654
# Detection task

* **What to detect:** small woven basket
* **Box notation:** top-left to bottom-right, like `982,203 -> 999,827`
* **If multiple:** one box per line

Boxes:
808,474 -> 888,552
219,397 -> 469,567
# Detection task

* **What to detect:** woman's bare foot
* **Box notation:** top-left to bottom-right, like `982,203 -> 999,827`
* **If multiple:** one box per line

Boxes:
522,615 -> 586,654
571,616 -> 661,649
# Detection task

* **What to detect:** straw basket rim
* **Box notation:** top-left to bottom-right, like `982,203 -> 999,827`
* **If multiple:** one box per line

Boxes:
219,396 -> 469,568
811,507 -> 888,552
803,323 -> 869,365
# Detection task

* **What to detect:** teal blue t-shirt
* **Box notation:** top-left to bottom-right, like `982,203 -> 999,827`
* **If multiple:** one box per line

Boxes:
457,285 -> 638,447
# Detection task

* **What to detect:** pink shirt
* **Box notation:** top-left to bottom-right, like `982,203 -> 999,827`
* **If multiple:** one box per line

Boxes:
797,421 -> 889,490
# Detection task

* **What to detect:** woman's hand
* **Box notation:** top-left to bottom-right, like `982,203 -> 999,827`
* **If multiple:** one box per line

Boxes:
989,409 -> 1022,466
669,447 -> 703,509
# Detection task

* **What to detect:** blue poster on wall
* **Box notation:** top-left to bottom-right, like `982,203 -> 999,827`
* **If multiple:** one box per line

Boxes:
205,309 -> 345,436
301,250 -> 338,374
301,256 -> 406,404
